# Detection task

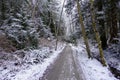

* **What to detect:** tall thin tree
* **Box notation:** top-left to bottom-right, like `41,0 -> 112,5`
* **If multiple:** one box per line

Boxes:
90,0 -> 107,66
55,0 -> 66,50
76,0 -> 91,58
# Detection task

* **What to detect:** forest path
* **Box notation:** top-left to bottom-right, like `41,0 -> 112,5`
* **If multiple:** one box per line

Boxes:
40,45 -> 85,80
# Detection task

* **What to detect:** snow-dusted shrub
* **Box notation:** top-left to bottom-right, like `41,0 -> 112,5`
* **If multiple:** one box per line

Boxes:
0,31 -> 16,52
23,47 -> 52,64
1,11 -> 39,49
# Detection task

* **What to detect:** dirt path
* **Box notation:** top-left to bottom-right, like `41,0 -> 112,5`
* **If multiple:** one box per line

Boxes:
40,45 -> 85,80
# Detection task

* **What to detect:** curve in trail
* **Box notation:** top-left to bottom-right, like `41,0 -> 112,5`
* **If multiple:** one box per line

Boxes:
40,45 -> 85,80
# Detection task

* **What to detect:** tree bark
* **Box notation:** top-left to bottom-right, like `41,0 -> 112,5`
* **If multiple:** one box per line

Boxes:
90,0 -> 107,66
109,0 -> 118,43
76,0 -> 91,58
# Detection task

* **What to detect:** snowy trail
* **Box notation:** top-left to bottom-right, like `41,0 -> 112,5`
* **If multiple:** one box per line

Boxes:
40,45 -> 85,80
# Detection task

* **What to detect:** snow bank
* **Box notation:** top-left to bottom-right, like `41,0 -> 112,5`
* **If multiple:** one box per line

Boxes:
13,43 -> 66,80
0,42 -> 66,80
71,44 -> 118,80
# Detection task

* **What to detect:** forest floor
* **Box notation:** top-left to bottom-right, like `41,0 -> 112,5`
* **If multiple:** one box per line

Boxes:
71,44 -> 117,80
0,40 -> 66,80
40,45 -> 85,80
0,39 -> 119,80
40,43 -> 118,80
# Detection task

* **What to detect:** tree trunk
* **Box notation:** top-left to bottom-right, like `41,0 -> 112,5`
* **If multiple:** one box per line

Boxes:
109,0 -> 118,43
96,0 -> 107,49
1,0 -> 5,20
55,0 -> 65,50
90,0 -> 107,66
76,0 -> 91,58
99,20 -> 107,49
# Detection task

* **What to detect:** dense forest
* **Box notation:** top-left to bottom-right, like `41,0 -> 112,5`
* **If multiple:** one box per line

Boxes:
0,0 -> 65,50
0,0 -> 120,80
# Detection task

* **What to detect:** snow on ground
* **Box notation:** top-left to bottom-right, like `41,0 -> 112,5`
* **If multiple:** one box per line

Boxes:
0,42 -> 66,80
70,43 -> 118,80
